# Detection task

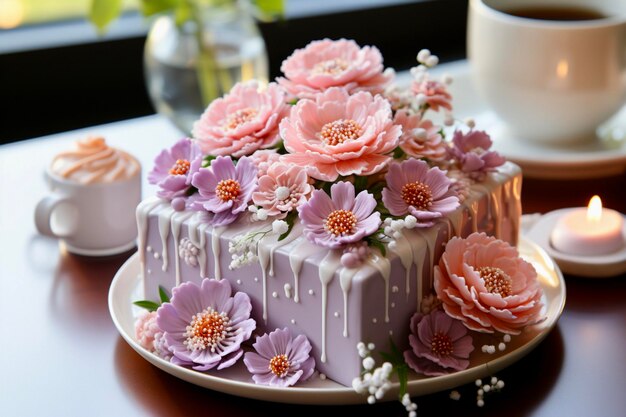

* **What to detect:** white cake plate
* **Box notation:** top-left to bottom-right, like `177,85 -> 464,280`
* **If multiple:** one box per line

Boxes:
408,61 -> 626,179
109,237 -> 565,405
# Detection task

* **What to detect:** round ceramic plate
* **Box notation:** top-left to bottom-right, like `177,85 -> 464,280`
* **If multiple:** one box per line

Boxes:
109,236 -> 565,405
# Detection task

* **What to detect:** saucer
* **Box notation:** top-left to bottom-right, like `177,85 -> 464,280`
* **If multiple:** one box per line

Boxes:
427,61 -> 626,179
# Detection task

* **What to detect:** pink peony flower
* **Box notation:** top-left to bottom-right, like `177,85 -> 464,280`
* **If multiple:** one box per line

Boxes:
252,163 -> 312,218
448,130 -> 506,181
277,38 -> 394,99
192,81 -> 289,158
404,310 -> 474,376
434,232 -> 544,335
298,181 -> 381,249
280,87 -> 401,182
249,149 -> 282,178
134,311 -> 160,351
412,79 -> 452,112
382,159 -> 459,227
394,109 -> 447,161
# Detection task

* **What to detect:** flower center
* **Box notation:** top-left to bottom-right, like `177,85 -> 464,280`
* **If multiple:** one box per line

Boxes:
216,179 -> 241,202
184,307 -> 229,352
401,181 -> 433,210
268,354 -> 291,377
224,108 -> 258,130
431,332 -> 453,357
275,185 -> 291,201
320,119 -> 361,146
325,209 -> 357,236
312,58 -> 349,75
478,266 -> 512,297
169,159 -> 190,176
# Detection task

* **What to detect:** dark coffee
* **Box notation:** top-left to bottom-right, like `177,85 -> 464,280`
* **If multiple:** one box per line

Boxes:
506,6 -> 606,21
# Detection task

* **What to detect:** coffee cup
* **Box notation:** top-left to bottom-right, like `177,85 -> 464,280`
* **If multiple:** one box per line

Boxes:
468,0 -> 626,145
35,137 -> 141,256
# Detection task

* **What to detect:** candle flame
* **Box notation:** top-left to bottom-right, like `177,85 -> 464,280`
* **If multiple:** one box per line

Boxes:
587,195 -> 603,222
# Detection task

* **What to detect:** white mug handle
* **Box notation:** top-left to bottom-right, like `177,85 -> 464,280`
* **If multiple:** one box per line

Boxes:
34,194 -> 76,238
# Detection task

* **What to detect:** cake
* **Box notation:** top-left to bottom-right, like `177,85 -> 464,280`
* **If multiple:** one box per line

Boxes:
133,40 -> 542,393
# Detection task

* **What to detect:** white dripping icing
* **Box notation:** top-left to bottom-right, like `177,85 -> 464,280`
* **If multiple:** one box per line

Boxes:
389,231 -> 413,299
469,200 -> 479,233
289,239 -> 325,303
268,225 -> 301,277
171,211 -> 194,285
187,214 -> 209,278
136,197 -> 163,280
257,233 -> 274,323
158,206 -> 175,272
284,283 -> 292,299
211,226 -> 226,280
413,226 -> 439,310
366,250 -> 391,323
404,228 -> 427,312
318,250 -> 342,363
339,267 -> 358,338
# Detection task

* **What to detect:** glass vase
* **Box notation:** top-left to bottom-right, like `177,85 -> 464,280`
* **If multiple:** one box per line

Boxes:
144,2 -> 269,134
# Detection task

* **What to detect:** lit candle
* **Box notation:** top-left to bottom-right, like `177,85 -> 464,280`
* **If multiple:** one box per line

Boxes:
551,196 -> 625,256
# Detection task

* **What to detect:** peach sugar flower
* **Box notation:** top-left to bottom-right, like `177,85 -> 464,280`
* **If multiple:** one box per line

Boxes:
277,38 -> 394,99
393,109 -> 447,161
434,233 -> 544,335
192,81 -> 289,158
252,163 -> 312,217
412,79 -> 452,112
280,87 -> 401,182
250,149 -> 282,178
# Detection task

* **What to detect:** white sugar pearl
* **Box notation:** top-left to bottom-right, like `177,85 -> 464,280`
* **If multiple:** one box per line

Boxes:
425,55 -> 439,67
417,49 -> 431,63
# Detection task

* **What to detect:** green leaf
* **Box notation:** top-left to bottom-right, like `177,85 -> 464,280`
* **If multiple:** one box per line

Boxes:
393,146 -> 406,159
158,286 -> 171,303
202,154 -> 217,167
133,300 -> 161,312
379,351 -> 394,362
141,0 -> 180,17
367,237 -> 387,257
287,98 -> 299,106
251,0 -> 285,22
353,175 -> 368,192
174,1 -> 193,26
396,364 -> 409,399
278,210 -> 297,241
89,0 -> 123,33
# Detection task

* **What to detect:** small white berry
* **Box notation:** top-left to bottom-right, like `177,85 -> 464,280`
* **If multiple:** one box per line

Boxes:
477,399 -> 485,407
367,395 -> 376,405
417,49 -> 431,63
475,379 -> 482,387
496,380 -> 505,389
449,390 -> 461,401
483,384 -> 491,393
425,55 -> 439,67
367,343 -> 375,351
503,334 -> 511,343
491,376 -> 498,385
464,117 -> 476,129
362,356 -> 375,371
498,342 -> 506,351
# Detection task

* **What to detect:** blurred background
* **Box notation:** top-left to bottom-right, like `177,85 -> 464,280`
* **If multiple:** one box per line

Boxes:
0,0 -> 468,144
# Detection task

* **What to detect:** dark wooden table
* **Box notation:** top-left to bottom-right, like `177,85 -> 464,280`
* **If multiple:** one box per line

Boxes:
2,116 -> 625,417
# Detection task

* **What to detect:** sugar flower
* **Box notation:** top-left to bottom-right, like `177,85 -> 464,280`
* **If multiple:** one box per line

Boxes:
298,181 -> 381,249
434,232 -> 544,334
394,109 -> 447,161
448,130 -> 506,180
249,149 -> 281,178
403,310 -> 474,376
252,163 -> 312,218
192,81 -> 289,158
411,78 -> 452,112
156,278 -> 256,371
135,311 -> 160,351
148,138 -> 202,201
382,159 -> 459,227
278,38 -> 394,99
191,156 -> 257,227
243,327 -> 315,387
281,87 -> 401,182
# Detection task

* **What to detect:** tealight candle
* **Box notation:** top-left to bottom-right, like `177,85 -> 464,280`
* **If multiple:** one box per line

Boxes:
551,196 -> 625,256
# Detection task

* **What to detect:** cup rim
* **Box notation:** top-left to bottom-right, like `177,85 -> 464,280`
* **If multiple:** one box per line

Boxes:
45,165 -> 141,188
471,0 -> 626,29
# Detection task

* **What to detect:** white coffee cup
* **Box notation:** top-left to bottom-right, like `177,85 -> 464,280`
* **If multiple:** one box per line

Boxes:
35,162 -> 141,257
468,0 -> 626,145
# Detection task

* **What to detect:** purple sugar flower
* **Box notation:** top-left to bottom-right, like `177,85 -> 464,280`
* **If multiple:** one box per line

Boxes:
191,156 -> 258,226
403,310 -> 474,376
382,159 -> 459,227
243,328 -> 315,387
156,278 -> 256,371
448,130 -> 506,180
148,138 -> 203,202
298,181 -> 381,249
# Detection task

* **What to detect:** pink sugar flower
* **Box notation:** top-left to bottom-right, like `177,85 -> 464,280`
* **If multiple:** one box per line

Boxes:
394,110 -> 447,161
434,232 -> 544,335
277,38 -> 394,99
448,130 -> 506,181
134,311 -> 160,351
382,159 -> 459,227
404,310 -> 474,376
252,163 -> 312,218
280,87 -> 401,182
298,181 -> 381,249
250,149 -> 282,178
412,79 -> 452,112
192,81 -> 289,158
